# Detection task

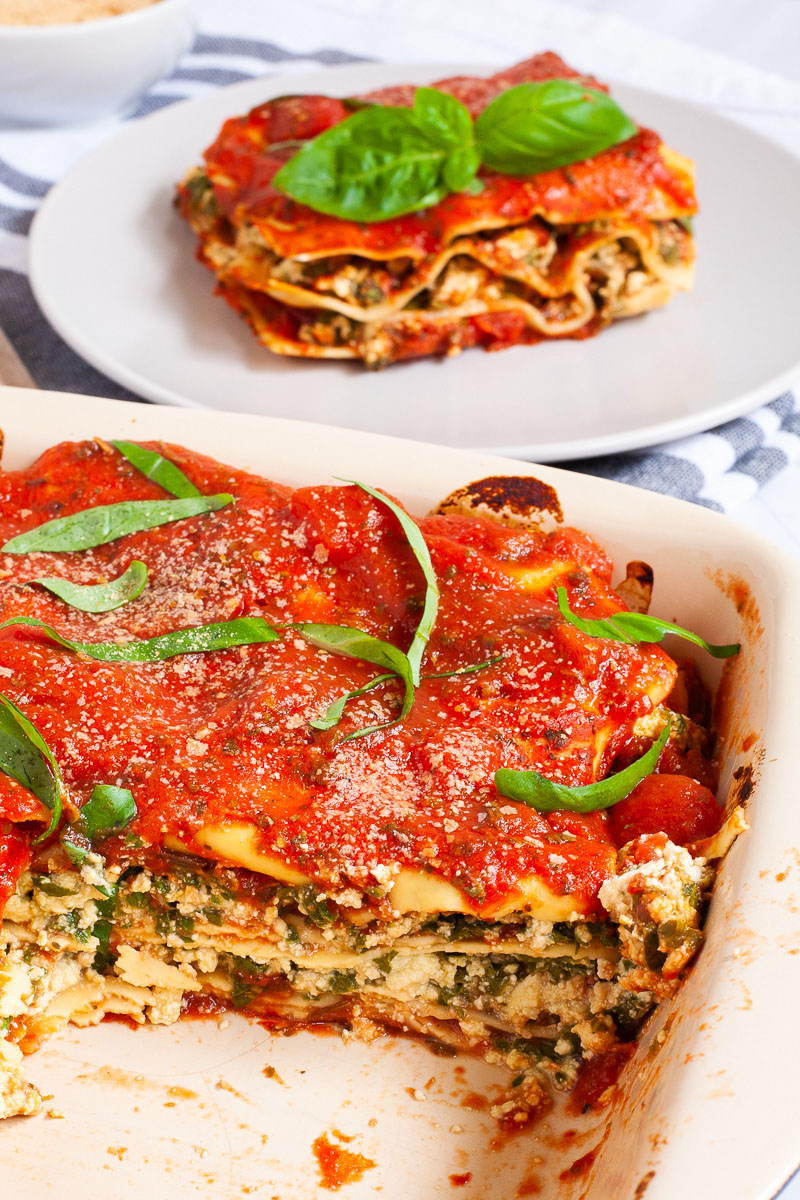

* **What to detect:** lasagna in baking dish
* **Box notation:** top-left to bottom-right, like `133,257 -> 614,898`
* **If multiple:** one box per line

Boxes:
0,438 -> 742,1120
176,53 -> 696,367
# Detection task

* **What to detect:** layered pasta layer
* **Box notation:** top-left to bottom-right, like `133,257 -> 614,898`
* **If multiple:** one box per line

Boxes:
1,831 -> 719,1120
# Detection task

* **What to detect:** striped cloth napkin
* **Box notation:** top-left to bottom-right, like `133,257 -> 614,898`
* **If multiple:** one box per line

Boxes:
0,2 -> 798,514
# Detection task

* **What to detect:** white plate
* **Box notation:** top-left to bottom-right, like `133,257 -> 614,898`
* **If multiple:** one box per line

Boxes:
2,385 -> 800,1199
29,61 -> 800,459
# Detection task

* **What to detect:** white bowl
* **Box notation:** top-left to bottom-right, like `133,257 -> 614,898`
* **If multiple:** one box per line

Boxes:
1,385 -> 799,1200
0,0 -> 197,126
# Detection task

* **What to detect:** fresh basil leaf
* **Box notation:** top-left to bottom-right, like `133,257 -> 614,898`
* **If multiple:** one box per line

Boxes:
0,692 -> 63,839
310,672 -> 394,732
294,624 -> 414,740
0,614 -> 279,662
443,145 -> 481,193
341,480 -> 439,685
495,720 -> 670,814
111,441 -> 202,499
274,88 -> 478,222
414,87 -> 480,195
1,494 -> 233,555
475,80 -> 637,175
556,588 -> 740,659
413,86 -> 473,149
33,561 -> 148,613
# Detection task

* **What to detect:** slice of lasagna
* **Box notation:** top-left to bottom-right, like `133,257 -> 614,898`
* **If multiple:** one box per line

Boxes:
176,52 -> 696,367
0,439 -> 741,1121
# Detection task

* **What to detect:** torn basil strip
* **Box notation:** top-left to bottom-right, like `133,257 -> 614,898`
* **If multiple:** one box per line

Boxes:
301,480 -> 440,735
111,440 -> 202,499
339,480 -> 439,685
310,672 -> 395,732
310,655 -> 502,735
556,588 -> 740,659
1,494 -> 233,555
0,614 -> 279,662
0,692 -> 63,840
295,624 -> 414,740
33,561 -> 148,613
494,720 -> 670,814
61,784 -> 137,866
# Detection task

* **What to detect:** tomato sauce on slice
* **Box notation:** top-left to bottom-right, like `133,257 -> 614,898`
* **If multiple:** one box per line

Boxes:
608,775 -> 722,847
0,822 -> 31,914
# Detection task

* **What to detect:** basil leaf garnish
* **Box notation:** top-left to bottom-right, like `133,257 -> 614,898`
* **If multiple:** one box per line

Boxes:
273,87 -> 478,222
495,720 -> 670,814
111,440 -> 201,499
0,614 -> 278,662
273,81 -> 637,222
61,783 -> 137,867
302,465 -> 492,736
33,561 -> 148,613
556,588 -> 740,659
343,480 -> 439,685
0,692 -> 63,839
294,624 -> 414,740
414,86 -> 480,191
1,494 -> 233,554
309,672 -> 394,732
309,657 -> 501,734
475,80 -> 637,175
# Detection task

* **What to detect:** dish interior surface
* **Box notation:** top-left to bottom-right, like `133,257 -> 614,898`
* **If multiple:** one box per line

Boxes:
1,388 -> 799,1200
28,61 -> 800,458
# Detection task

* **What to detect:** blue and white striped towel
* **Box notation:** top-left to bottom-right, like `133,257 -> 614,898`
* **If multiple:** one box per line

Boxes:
0,3 -> 798,515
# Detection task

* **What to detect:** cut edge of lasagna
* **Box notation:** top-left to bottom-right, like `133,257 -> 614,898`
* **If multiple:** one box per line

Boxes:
175,53 -> 697,367
0,816 -> 743,1124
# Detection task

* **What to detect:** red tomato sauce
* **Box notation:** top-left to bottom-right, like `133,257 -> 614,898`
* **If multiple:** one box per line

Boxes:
0,440 -> 704,917
608,774 -> 721,847
312,1133 -> 376,1190
0,823 -> 30,909
568,1043 -> 637,1115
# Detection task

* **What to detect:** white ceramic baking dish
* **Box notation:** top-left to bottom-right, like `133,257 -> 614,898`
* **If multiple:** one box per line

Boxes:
2,386 -> 799,1200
